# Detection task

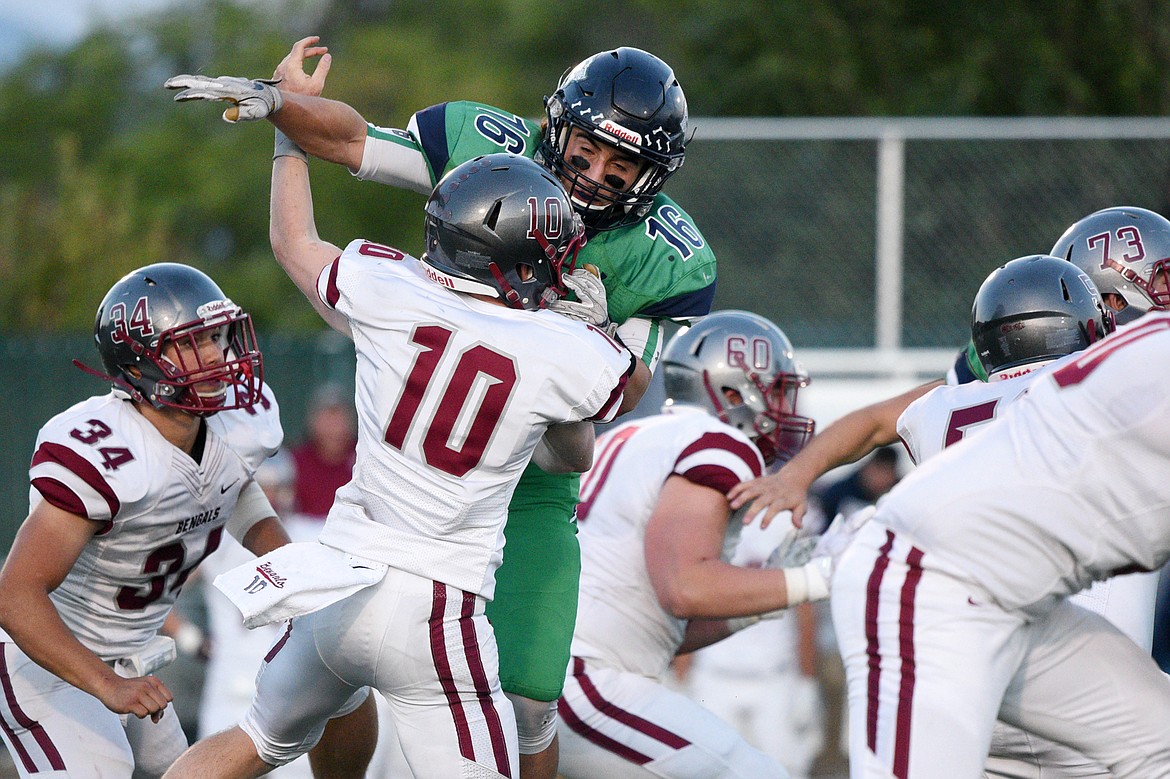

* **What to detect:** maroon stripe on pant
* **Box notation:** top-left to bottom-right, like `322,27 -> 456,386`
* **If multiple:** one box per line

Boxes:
558,695 -> 654,766
0,644 -> 65,771
430,582 -> 476,762
865,530 -> 897,752
892,546 -> 925,779
456,589 -> 512,777
263,621 -> 293,663
570,657 -> 690,748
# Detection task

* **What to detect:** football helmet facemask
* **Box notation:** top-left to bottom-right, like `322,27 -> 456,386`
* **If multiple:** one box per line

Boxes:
1050,205 -> 1170,324
423,153 -> 586,311
971,254 -> 1112,382
88,263 -> 263,416
536,47 -> 688,230
661,310 -> 814,465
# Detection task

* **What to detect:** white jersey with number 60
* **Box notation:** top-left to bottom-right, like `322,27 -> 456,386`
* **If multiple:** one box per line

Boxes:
315,239 -> 632,599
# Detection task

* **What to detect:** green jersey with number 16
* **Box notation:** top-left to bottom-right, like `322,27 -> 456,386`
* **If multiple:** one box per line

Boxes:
359,100 -> 717,355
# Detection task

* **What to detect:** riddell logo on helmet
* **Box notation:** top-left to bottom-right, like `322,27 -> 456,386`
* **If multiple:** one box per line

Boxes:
599,120 -> 642,146
197,299 -> 237,319
425,267 -> 455,289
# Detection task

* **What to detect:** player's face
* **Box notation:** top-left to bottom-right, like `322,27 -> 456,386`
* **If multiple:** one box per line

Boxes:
561,129 -> 643,202
162,325 -> 230,400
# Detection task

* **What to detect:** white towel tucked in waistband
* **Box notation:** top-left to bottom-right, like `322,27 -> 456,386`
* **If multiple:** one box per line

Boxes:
214,542 -> 388,629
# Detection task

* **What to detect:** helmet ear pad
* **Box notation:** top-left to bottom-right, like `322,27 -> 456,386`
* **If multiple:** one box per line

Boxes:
92,263 -> 264,416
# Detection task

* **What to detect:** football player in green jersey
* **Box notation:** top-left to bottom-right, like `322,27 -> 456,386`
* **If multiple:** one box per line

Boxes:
168,37 -> 717,779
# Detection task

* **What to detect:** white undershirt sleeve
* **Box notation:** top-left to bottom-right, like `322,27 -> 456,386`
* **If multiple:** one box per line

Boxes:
615,316 -> 664,372
353,118 -> 434,194
226,479 -> 277,544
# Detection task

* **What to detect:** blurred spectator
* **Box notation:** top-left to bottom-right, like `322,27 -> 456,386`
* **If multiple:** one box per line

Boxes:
291,384 -> 357,520
816,445 -> 901,522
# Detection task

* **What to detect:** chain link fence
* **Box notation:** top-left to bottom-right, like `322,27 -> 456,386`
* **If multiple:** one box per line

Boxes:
678,117 -> 1170,357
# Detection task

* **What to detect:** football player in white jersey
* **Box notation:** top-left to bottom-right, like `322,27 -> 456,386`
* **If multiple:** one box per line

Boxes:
164,151 -> 634,779
730,256 -> 1170,776
556,310 -> 835,779
0,263 -> 292,777
830,309 -> 1170,777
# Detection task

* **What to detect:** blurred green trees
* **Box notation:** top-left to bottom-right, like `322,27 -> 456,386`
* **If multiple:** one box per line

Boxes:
2,0 -> 1169,332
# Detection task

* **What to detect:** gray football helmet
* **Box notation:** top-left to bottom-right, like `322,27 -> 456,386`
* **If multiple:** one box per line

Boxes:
971,255 -> 1112,381
88,263 -> 263,416
1050,206 -> 1170,324
537,47 -> 688,230
661,311 -> 814,464
423,153 -> 585,311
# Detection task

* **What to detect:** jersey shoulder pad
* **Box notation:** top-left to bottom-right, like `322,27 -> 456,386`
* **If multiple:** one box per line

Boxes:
669,413 -> 764,494
318,239 -> 415,313
30,395 -> 155,520
207,381 -> 284,474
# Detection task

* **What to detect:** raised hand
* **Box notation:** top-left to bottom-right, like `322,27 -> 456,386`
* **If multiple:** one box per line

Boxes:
272,35 -> 332,97
728,465 -> 814,530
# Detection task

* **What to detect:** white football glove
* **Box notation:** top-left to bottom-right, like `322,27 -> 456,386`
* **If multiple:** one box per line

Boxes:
547,267 -> 615,334
165,74 -> 284,123
767,526 -> 820,569
813,505 -> 877,573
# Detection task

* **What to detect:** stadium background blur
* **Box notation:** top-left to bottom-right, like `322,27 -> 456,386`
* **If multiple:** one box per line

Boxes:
2,0 -> 1170,774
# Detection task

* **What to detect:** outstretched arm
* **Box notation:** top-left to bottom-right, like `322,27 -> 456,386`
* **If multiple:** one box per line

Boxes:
269,154 -> 351,335
728,379 -> 942,528
645,477 -> 828,624
267,37 -> 368,172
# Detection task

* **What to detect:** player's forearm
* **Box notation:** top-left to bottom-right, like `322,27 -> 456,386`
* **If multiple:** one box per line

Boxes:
616,359 -> 651,416
0,593 -> 118,696
784,399 -> 906,486
241,516 -> 292,557
271,92 -> 367,172
655,561 -> 790,620
269,156 -> 350,335
676,618 -> 733,655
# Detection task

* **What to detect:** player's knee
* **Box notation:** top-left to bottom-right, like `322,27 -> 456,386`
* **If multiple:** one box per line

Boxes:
506,692 -> 557,754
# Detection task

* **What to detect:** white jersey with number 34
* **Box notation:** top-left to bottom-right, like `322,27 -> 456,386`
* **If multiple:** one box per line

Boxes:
315,240 -> 633,599
17,386 -> 282,660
